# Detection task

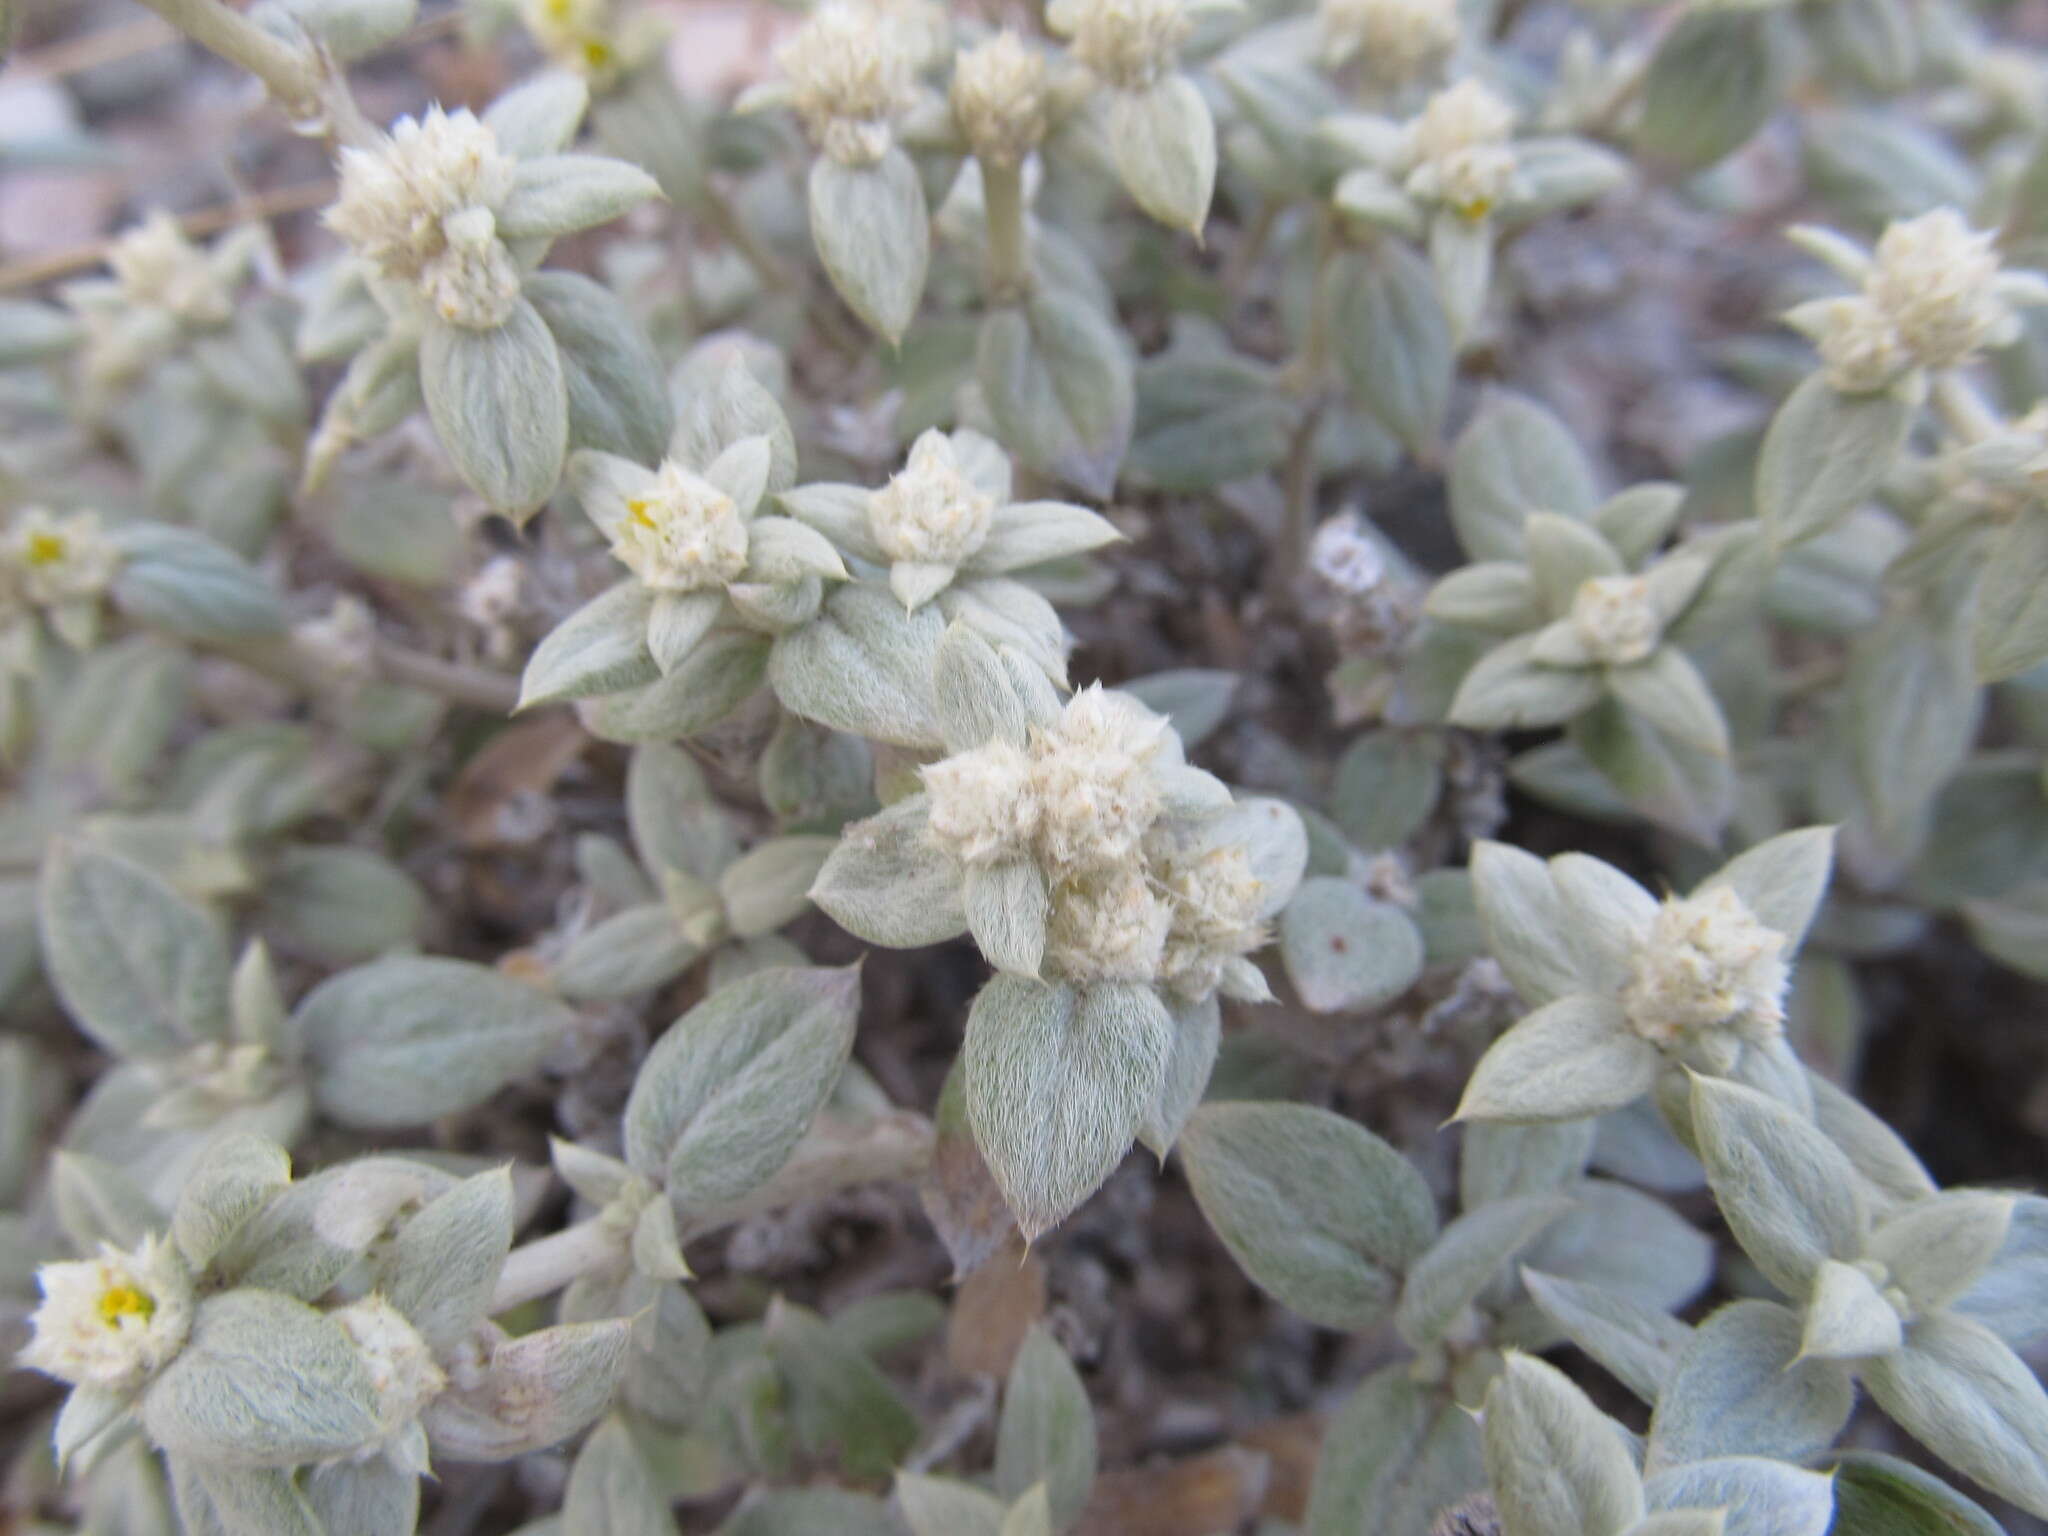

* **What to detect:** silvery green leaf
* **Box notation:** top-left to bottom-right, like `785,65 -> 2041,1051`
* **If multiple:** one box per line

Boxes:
40,842 -> 228,1059
1481,1352 -> 1645,1536
1331,729 -> 1445,851
52,1150 -> 162,1250
1647,1300 -> 1855,1471
564,1414 -> 678,1536
526,270 -> 673,465
1139,992 -> 1221,1157
1867,1191 -> 2014,1313
766,1298 -> 919,1480
1804,107 -> 1978,227
1506,138 -> 1630,221
978,290 -> 1135,500
171,1133 -> 290,1270
779,483 -> 885,565
769,583 -> 947,748
422,1316 -> 631,1461
277,0 -> 416,59
1279,878 -> 1424,1013
1303,1366 -> 1482,1536
746,516 -> 846,584
1178,1101 -> 1435,1330
42,634 -> 190,802
1396,1195 -> 1569,1349
1692,1076 -> 1867,1294
1640,1458 -> 1834,1536
1124,673 -> 1242,755
935,621 -> 1034,750
1448,392 -> 1599,563
302,1458 -> 421,1536
809,794 -> 967,947
0,297 -> 82,362
553,904 -> 697,1000
142,1289 -> 381,1468
261,845 -> 427,964
621,964 -> 860,1206
995,1324 -> 1098,1529
583,630 -> 771,743
1807,0 -> 1916,91
723,1489 -> 901,1536
1803,1072 -> 1934,1215
1525,514 -> 1624,614
497,156 -> 661,241
483,69 -> 589,156
378,1167 -> 512,1352
1000,1487 -> 1053,1536
553,1138 -> 633,1207
940,578 -> 1071,686
759,716 -> 875,832
1462,1121 -> 1596,1209
1518,1180 -> 1713,1323
628,742 -> 737,880
1471,840 -> 1583,1005
419,301 -> 569,519
1635,12 -> 1792,171
964,977 -> 1172,1238
1431,211 -> 1493,349
54,1383 -> 131,1472
1699,826 -> 1836,951
1448,634 -> 1604,732
964,857 -> 1049,977
1211,797 -> 1308,918
299,955 -> 573,1129
628,1280 -> 712,1424
896,1474 -> 1006,1536
1847,605 -> 1981,842
1973,512 -> 2048,681
1109,74 -> 1215,235
1865,1312 -> 2048,1518
192,308 -> 309,431
1570,697 -> 1735,847
107,524 -> 285,641
1545,855 -> 1655,993
1956,1194 -> 2048,1346
670,357 -> 798,493
184,1464 -> 322,1536
1521,1271 -> 1695,1406
809,148 -> 929,346
1609,649 -> 1730,758
1425,562 -> 1546,633
1593,484 -> 1686,568
1126,334 -> 1296,492
718,836 -> 835,938
1825,1451 -> 2003,1536
1756,374 -> 1913,549
1801,1257 -> 1903,1361
1455,994 -> 1655,1123
1330,239 -> 1450,456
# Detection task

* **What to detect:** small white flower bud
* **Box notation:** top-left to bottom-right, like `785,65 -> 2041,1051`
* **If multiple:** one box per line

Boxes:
4,508 -> 120,608
1622,886 -> 1788,1061
1309,513 -> 1387,597
1404,79 -> 1518,218
1027,686 -> 1172,872
777,3 -> 918,167
608,460 -> 751,592
950,32 -> 1050,165
1157,842 -> 1268,999
1865,209 -> 2008,372
1567,574 -> 1660,666
20,1236 -> 193,1390
1811,295 -> 1911,394
867,430 -> 997,567
1316,0 -> 1460,83
923,740 -> 1040,866
106,211 -> 233,327
1044,864 -> 1171,983
1056,0 -> 1192,90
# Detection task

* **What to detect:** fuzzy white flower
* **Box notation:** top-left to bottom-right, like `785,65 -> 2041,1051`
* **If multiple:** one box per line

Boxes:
1809,296 -> 1911,394
1621,885 -> 1788,1064
1403,79 -> 1519,218
868,430 -> 997,568
1156,842 -> 1267,998
1317,0 -> 1460,82
923,740 -> 1040,866
106,211 -> 232,326
1567,574 -> 1659,666
1045,864 -> 1172,983
777,3 -> 918,166
4,508 -> 120,608
1053,0 -> 1192,90
1309,514 -> 1388,598
326,107 -> 523,329
950,32 -> 1050,165
521,0 -> 656,82
20,1236 -> 193,1391
608,460 -> 751,592
1865,210 -> 2011,371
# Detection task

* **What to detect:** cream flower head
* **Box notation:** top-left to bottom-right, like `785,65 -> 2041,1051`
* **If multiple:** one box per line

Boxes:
1156,841 -> 1268,999
867,430 -> 997,569
1317,0 -> 1460,83
1052,0 -> 1192,90
20,1236 -> 194,1391
1567,574 -> 1659,666
1865,210 -> 2010,372
1045,864 -> 1172,983
106,211 -> 233,326
777,3 -> 918,166
327,107 -> 523,328
608,460 -> 752,593
1621,885 -> 1789,1066
951,31 -> 1051,165
4,508 -> 121,608
1404,79 -> 1518,217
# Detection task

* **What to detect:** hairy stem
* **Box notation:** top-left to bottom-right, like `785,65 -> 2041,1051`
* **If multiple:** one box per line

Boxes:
1931,371 -> 2003,447
490,1218 -> 621,1314
982,158 -> 1030,304
130,0 -> 376,146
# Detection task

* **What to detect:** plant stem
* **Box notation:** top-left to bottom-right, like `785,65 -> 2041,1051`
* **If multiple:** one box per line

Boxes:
127,0 -> 377,146
373,640 -> 521,714
490,1218 -> 622,1314
1931,372 -> 2003,447
982,158 -> 1030,305
697,180 -> 793,294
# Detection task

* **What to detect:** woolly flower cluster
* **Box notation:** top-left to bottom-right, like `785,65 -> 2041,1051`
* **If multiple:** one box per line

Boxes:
1052,0 -> 1192,90
3,508 -> 120,609
105,211 -> 233,326
608,461 -> 751,592
923,688 -> 1269,993
1317,0 -> 1460,82
776,3 -> 918,166
1794,209 -> 2048,393
1402,79 -> 1518,218
868,431 -> 996,568
1621,886 -> 1789,1066
326,108 -> 523,329
1567,575 -> 1660,666
20,1236 -> 193,1390
950,32 -> 1050,165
